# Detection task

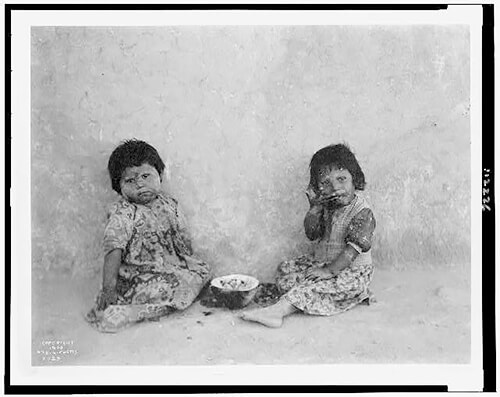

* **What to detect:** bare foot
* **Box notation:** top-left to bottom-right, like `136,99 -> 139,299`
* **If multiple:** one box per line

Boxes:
239,307 -> 284,328
239,299 -> 297,328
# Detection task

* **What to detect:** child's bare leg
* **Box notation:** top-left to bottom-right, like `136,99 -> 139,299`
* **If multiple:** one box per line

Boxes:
239,298 -> 297,328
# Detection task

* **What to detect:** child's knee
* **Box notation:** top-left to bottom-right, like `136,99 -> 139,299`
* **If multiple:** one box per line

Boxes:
277,259 -> 297,274
276,274 -> 301,294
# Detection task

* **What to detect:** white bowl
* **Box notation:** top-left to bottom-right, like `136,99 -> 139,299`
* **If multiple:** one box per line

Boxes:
210,274 -> 260,309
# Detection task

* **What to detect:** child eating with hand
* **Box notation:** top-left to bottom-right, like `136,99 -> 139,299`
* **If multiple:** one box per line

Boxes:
241,143 -> 376,327
86,139 -> 211,332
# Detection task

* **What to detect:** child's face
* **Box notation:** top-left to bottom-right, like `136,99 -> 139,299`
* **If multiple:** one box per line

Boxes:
119,163 -> 162,205
317,165 -> 355,206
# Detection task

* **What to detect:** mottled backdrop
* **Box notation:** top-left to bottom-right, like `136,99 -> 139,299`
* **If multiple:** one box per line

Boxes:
31,26 -> 470,280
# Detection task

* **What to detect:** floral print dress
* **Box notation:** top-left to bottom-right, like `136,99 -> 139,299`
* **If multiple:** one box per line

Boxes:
86,194 -> 211,332
276,194 -> 376,316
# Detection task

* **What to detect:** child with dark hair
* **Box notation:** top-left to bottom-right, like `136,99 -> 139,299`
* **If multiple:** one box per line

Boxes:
241,143 -> 376,327
86,139 -> 211,332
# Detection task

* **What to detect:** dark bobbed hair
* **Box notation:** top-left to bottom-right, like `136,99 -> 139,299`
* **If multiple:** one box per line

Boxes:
108,139 -> 165,194
309,143 -> 366,191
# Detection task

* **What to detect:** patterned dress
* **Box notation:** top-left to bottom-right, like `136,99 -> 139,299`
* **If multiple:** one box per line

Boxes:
86,194 -> 211,332
276,194 -> 376,316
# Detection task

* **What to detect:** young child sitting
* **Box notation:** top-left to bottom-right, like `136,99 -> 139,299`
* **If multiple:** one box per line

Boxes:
86,139 -> 211,332
241,143 -> 376,327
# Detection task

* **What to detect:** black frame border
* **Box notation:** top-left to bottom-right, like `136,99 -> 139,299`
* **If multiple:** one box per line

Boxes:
482,3 -> 495,393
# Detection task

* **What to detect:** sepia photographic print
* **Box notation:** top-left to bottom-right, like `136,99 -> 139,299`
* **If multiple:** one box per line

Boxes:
7,3 -> 491,392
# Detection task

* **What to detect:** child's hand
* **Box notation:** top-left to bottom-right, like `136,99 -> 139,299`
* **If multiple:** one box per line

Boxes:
305,186 -> 338,208
97,287 -> 118,311
305,186 -> 324,208
304,267 -> 334,281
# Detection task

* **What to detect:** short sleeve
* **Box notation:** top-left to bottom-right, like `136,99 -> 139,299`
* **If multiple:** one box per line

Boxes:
346,208 -> 376,253
103,200 -> 135,255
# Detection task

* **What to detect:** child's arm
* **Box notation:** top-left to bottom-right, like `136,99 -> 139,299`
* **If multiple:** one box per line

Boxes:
97,249 -> 122,310
324,245 -> 360,275
303,186 -> 326,240
99,200 -> 134,310
306,208 -> 376,280
304,205 -> 325,240
327,208 -> 376,274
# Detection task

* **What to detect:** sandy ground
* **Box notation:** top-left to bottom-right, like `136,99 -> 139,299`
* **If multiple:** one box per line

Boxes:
32,266 -> 470,366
